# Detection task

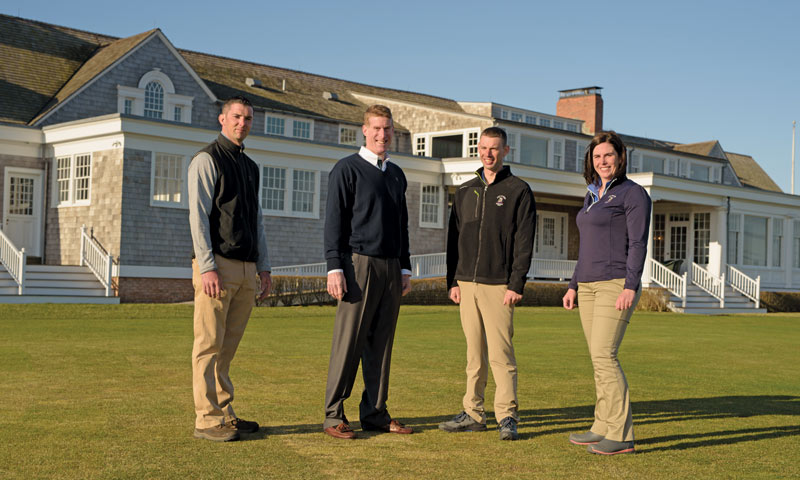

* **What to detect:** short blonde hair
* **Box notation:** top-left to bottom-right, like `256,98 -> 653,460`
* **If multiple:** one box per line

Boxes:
363,104 -> 393,126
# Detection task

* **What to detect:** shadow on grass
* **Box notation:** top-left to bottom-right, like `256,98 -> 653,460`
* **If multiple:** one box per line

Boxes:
519,395 -> 799,450
245,396 -> 798,449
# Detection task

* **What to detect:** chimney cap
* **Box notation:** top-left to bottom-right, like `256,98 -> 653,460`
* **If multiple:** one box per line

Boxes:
558,86 -> 603,98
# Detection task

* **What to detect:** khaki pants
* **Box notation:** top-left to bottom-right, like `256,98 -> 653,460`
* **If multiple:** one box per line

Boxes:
457,281 -> 518,424
192,255 -> 257,429
577,278 -> 640,442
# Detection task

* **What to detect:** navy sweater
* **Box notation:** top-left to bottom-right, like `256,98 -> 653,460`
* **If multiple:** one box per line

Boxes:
324,153 -> 411,271
568,176 -> 651,291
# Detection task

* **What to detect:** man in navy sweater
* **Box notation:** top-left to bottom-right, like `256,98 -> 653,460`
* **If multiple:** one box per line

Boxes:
322,105 -> 413,439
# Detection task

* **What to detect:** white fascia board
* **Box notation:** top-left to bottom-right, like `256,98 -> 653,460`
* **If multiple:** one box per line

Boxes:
42,114 -> 124,143
115,265 -> 192,278
0,124 -> 44,156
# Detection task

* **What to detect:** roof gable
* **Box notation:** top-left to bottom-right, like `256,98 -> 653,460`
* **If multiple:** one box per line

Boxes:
725,151 -> 782,192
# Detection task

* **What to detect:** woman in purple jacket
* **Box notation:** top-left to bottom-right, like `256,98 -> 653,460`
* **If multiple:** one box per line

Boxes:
562,131 -> 651,455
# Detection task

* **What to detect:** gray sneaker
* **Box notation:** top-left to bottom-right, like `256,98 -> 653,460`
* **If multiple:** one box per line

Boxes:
588,439 -> 635,455
438,411 -> 487,432
498,416 -> 519,441
193,424 -> 240,442
569,431 -> 604,445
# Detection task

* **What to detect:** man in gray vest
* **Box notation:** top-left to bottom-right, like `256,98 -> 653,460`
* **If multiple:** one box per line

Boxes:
188,95 -> 271,442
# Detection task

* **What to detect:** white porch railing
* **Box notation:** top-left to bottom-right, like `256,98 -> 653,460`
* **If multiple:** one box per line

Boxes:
80,225 -> 114,297
528,258 -> 577,280
727,265 -> 761,308
692,262 -> 725,308
411,252 -> 447,279
0,228 -> 26,295
648,258 -> 687,308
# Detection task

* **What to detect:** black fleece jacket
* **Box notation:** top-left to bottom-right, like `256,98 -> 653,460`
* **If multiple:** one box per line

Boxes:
446,165 -> 536,294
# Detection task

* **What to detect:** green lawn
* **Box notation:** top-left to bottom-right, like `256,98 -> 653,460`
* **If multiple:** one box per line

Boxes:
0,304 -> 797,479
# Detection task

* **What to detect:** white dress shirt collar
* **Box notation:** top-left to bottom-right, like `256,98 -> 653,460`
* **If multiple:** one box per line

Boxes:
358,146 -> 389,171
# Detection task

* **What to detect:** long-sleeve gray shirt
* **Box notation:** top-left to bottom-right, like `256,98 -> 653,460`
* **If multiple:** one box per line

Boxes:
188,151 -> 270,274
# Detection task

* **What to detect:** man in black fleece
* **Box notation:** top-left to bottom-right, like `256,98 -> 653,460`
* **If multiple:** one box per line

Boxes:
440,127 -> 536,441
322,105 -> 413,439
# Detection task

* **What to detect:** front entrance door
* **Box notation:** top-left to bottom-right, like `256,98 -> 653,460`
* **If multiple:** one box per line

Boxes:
2,168 -> 43,257
535,211 -> 567,260
666,213 -> 690,265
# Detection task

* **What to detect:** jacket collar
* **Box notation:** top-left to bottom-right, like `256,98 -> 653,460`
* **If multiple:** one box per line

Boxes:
217,133 -> 245,155
475,165 -> 512,186
587,175 -> 627,201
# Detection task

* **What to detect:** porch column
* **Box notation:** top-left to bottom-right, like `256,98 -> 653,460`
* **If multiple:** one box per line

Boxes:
642,190 -> 655,287
786,216 -> 795,288
714,206 -> 728,268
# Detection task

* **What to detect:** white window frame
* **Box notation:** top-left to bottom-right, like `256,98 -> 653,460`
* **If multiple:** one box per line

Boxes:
150,152 -> 187,208
414,128 -> 480,158
52,153 -> 92,207
259,165 -> 320,219
264,113 -> 315,140
419,184 -> 444,229
116,69 -> 193,123
338,125 -> 363,146
413,135 -> 427,156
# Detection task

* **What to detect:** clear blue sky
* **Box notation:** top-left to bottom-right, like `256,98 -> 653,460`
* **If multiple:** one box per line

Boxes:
4,0 -> 799,193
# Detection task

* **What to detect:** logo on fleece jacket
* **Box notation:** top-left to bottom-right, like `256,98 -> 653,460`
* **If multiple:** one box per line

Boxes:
496,195 -> 506,207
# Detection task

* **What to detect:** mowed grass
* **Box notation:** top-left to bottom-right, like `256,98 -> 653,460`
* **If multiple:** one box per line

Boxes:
0,304 -> 797,479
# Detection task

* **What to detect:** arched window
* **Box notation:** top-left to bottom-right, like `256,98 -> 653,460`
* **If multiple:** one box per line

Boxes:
144,81 -> 164,119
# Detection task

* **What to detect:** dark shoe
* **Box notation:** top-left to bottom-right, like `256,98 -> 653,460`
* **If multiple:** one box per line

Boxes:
193,424 -> 240,442
438,411 -> 487,433
363,419 -> 413,434
498,416 -> 519,441
324,422 -> 356,440
229,417 -> 259,434
569,431 -> 604,445
588,439 -> 635,455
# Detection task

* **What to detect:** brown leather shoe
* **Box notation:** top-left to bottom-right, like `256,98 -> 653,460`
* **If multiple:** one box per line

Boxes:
324,422 -> 356,439
364,419 -> 413,434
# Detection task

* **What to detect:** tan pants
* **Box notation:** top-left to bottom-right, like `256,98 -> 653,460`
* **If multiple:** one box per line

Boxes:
577,278 -> 640,442
457,281 -> 518,424
192,255 -> 257,429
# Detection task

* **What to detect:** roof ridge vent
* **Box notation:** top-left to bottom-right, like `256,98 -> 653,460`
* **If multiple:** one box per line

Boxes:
323,91 -> 339,101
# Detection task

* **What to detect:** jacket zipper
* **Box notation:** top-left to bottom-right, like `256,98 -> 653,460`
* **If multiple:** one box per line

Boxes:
473,174 -> 488,281
585,177 -> 618,213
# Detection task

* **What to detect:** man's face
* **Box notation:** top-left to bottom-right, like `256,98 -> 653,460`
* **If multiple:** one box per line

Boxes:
362,115 -> 393,158
219,103 -> 254,145
478,134 -> 509,173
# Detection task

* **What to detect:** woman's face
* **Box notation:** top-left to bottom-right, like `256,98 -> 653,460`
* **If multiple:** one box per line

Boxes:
592,141 -> 621,184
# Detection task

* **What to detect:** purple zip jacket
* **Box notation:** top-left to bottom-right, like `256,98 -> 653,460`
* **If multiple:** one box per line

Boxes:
568,176 -> 651,291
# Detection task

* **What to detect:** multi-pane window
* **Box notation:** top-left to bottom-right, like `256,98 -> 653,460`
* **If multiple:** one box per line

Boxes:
124,98 -> 133,115
553,140 -> 563,169
728,213 -> 741,264
262,167 -> 286,212
693,212 -> 711,264
794,220 -> 800,268
293,120 -> 311,139
152,153 -> 184,204
292,170 -> 315,213
8,177 -> 34,215
143,81 -> 164,119
525,115 -> 536,125
772,217 -> 783,267
566,123 -> 578,133
174,106 -> 182,123
507,133 -> 517,163
653,214 -> 666,262
266,116 -> 285,135
339,126 -> 359,146
542,217 -> 555,246
415,137 -> 426,156
743,215 -> 768,266
553,120 -> 564,130
539,118 -> 551,128
511,112 -> 523,122
54,154 -> 91,206
690,164 -> 710,182
575,143 -> 585,173
420,185 -> 441,226
643,155 -> 665,174
467,131 -> 479,157
261,166 -> 318,217
500,109 -> 508,119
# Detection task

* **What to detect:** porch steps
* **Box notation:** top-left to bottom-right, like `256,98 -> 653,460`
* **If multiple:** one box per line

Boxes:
668,285 -> 766,314
0,265 -> 119,304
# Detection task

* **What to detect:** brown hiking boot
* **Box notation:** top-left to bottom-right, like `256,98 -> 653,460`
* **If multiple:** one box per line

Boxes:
194,424 -> 240,442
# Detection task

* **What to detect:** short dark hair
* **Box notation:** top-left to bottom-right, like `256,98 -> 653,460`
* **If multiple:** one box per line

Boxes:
363,104 -> 393,125
221,95 -> 253,114
481,126 -> 507,146
583,131 -> 628,185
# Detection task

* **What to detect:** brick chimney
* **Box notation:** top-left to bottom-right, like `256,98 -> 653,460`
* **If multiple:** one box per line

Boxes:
556,86 -> 603,135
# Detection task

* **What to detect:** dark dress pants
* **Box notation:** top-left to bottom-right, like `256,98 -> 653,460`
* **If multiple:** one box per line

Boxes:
323,253 -> 402,429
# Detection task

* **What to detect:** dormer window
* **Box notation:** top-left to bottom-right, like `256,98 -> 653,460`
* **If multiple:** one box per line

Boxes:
117,69 -> 193,123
